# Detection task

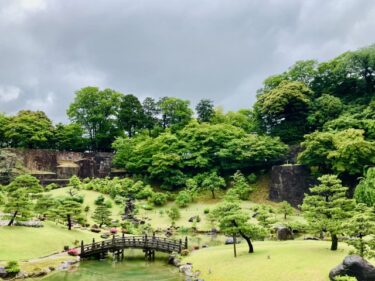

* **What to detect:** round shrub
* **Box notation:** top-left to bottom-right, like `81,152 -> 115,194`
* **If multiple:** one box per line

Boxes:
175,190 -> 192,208
247,173 -> 257,184
5,261 -> 20,275
95,195 -> 105,205
136,185 -> 154,200
149,192 -> 168,206
203,208 -> 210,214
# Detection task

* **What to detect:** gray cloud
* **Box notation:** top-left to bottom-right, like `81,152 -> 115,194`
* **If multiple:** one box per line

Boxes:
0,0 -> 374,122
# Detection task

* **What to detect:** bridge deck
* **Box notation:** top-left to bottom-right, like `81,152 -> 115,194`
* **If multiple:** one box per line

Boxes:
80,234 -> 187,259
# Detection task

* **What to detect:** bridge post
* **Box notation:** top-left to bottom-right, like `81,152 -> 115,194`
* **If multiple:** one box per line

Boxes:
145,234 -> 148,247
179,239 -> 182,253
185,237 -> 188,249
81,240 -> 84,255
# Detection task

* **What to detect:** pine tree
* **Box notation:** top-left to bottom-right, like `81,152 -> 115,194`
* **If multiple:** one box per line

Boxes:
302,175 -> 354,250
279,201 -> 294,220
92,204 -> 112,228
354,167 -> 375,206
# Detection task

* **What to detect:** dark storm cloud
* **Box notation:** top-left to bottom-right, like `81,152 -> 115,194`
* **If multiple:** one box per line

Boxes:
0,0 -> 374,122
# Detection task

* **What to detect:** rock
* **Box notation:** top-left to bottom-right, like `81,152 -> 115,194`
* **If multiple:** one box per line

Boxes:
188,216 -> 201,223
100,233 -> 110,239
179,264 -> 194,277
329,255 -> 375,281
168,255 -> 181,267
225,237 -> 241,245
269,164 -> 316,207
274,226 -> 294,240
0,266 -> 7,278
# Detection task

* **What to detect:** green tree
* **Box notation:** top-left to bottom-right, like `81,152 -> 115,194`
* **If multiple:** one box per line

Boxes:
92,204 -> 112,228
167,206 -> 180,226
344,203 -> 375,258
301,175 -> 355,250
142,97 -> 160,136
196,99 -> 214,123
212,201 -> 267,254
118,94 -> 144,137
354,167 -> 375,206
157,97 -> 193,131
34,195 -> 58,219
67,86 -> 122,151
278,201 -> 294,220
175,190 -> 192,208
255,81 -> 313,143
4,189 -> 34,226
6,174 -> 42,194
230,170 -> 254,200
55,197 -> 83,230
0,113 -> 10,147
201,171 -> 226,199
54,123 -> 87,151
5,110 -> 55,148
307,94 -> 343,129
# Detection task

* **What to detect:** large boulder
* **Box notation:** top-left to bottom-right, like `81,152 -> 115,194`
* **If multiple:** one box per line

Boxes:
274,226 -> 294,240
329,255 -> 375,281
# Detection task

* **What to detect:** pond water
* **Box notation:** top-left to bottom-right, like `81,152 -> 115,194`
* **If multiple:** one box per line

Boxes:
41,257 -> 184,281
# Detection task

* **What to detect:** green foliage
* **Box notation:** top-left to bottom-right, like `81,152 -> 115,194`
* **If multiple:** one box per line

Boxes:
67,86 -> 122,151
247,173 -> 257,184
34,195 -> 58,218
167,206 -> 181,225
307,94 -> 343,129
4,110 -> 54,149
278,201 -> 294,220
92,204 -> 112,227
175,190 -> 192,208
343,203 -> 375,258
354,168 -> 375,206
68,175 -> 81,190
6,174 -> 42,193
230,170 -> 254,200
53,197 -> 84,230
94,195 -> 105,205
255,81 -> 313,143
212,202 -> 267,253
149,192 -> 168,206
196,99 -> 214,123
253,205 -> 276,228
201,171 -> 226,199
135,185 -> 154,200
5,261 -> 20,274
118,94 -> 144,137
54,123 -> 87,151
158,97 -> 193,131
302,175 -> 355,250
298,129 -> 375,175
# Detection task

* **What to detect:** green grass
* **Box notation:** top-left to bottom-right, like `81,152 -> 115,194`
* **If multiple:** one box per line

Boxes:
47,188 -> 123,224
184,240 -> 354,281
0,222 -> 100,261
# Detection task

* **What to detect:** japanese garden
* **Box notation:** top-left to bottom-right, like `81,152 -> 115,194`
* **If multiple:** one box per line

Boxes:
1,1 -> 375,280
0,44 -> 375,281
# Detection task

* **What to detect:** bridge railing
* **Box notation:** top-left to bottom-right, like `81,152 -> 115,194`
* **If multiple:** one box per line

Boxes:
80,234 -> 188,256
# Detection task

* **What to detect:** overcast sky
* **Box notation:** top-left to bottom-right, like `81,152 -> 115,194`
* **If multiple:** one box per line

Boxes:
0,0 -> 374,122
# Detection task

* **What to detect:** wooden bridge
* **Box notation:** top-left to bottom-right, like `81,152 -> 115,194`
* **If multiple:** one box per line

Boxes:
80,233 -> 188,260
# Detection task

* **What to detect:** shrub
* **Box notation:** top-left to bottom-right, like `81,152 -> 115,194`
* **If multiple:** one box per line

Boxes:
149,192 -> 168,206
247,173 -> 257,184
180,249 -> 189,256
5,261 -> 20,274
114,195 -> 124,204
136,185 -> 154,200
204,208 -> 210,214
167,206 -> 181,224
142,204 -> 154,210
95,195 -> 105,205
175,190 -> 192,208
45,183 -> 60,191
67,248 -> 79,256
105,200 -> 113,208
110,228 -> 118,234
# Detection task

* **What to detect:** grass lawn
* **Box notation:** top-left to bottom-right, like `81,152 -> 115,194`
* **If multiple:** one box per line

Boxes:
184,240 -> 353,281
0,222 -> 100,261
46,188 -> 123,224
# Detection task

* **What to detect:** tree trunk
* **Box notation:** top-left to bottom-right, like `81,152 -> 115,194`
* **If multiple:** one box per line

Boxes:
8,210 -> 18,226
211,189 -> 215,199
233,234 -> 237,258
331,233 -> 338,251
67,214 -> 72,230
232,220 -> 254,253
284,213 -> 287,220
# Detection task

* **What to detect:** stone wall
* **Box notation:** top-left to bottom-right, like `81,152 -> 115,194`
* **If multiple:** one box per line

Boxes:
0,148 -> 114,185
268,164 -> 316,207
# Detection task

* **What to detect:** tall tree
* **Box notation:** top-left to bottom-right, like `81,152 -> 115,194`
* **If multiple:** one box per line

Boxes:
54,123 -> 87,151
301,175 -> 354,250
55,197 -> 83,230
142,97 -> 160,136
157,97 -> 193,131
92,204 -> 112,228
5,110 -> 54,149
255,81 -> 313,143
67,87 -> 122,151
118,94 -> 144,137
196,99 -> 214,123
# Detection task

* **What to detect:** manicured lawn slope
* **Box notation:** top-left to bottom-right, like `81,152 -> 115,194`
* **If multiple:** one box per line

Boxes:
184,240 -> 352,281
0,222 -> 99,261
